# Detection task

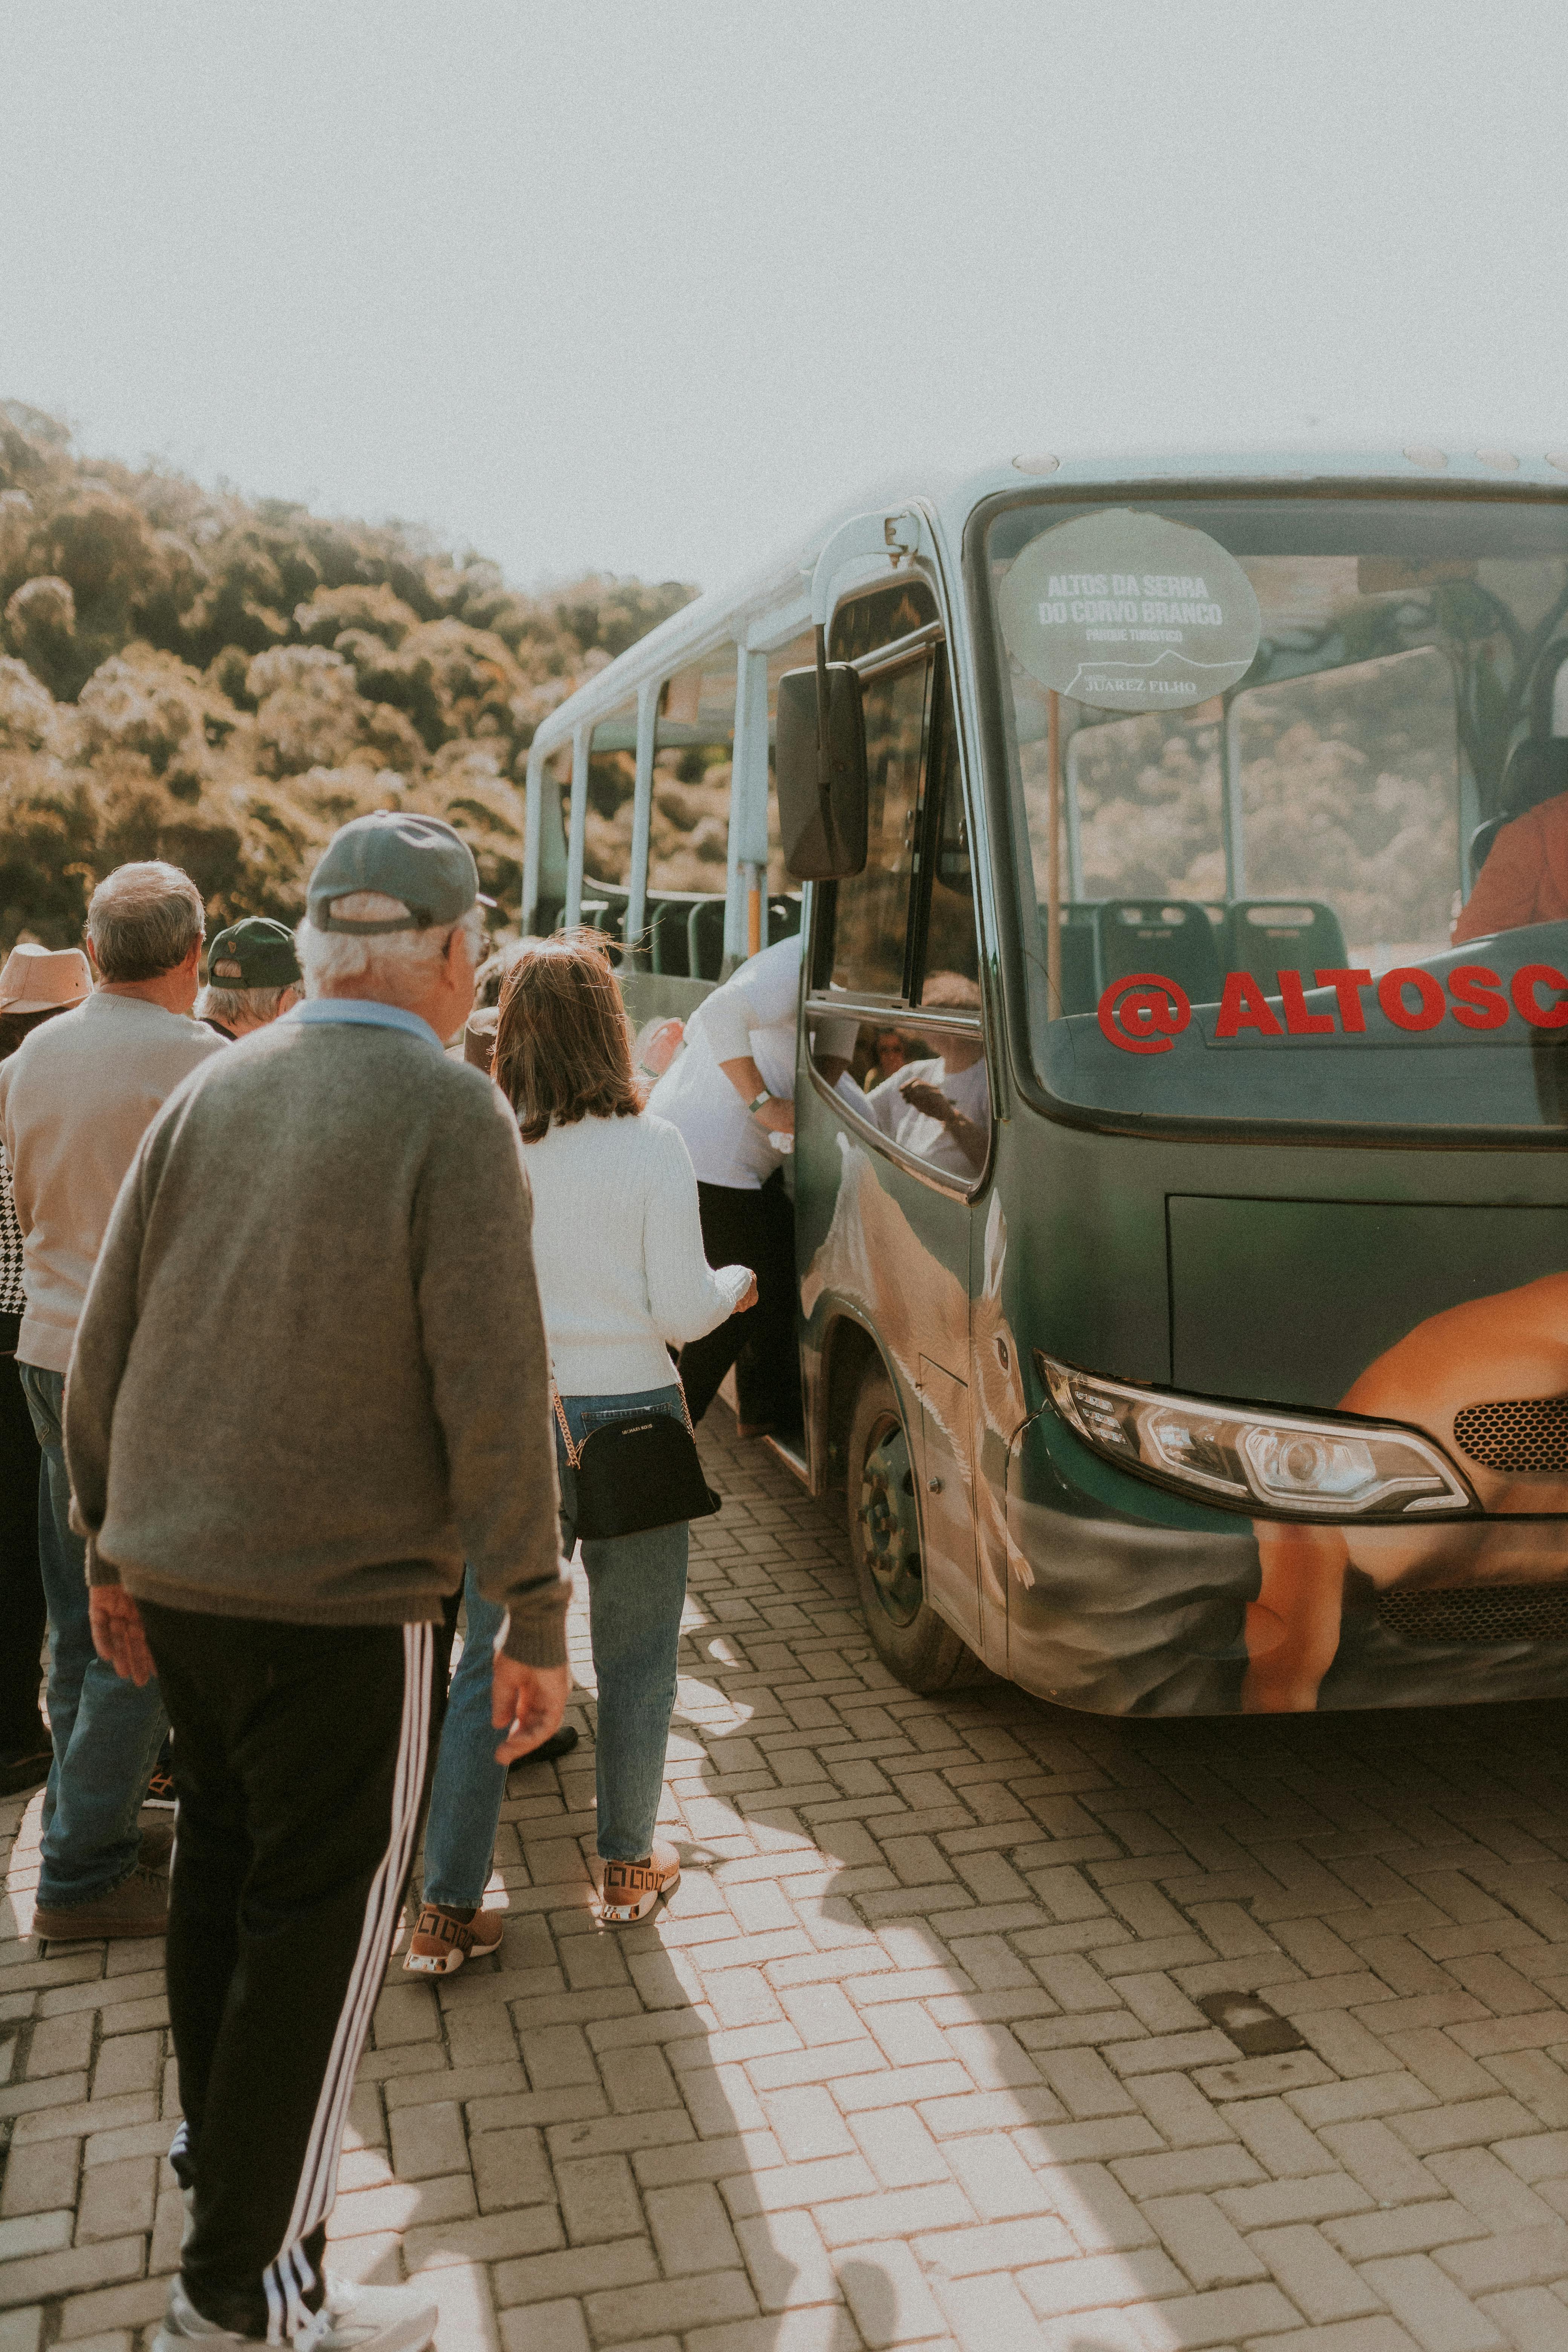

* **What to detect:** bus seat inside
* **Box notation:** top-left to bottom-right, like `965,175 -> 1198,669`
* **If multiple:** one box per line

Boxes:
1456,743 -> 1568,905
649,899 -> 691,977
1223,900 -> 1348,985
1095,899 -> 1223,1004
1470,817 -> 1507,876
580,898 -> 618,939
641,891 -> 800,983
1038,904 -> 1101,1015
1500,737 -> 1568,815
687,896 -> 727,981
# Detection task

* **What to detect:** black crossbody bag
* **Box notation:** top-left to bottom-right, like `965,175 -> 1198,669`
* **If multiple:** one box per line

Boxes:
553,1387 -> 720,1540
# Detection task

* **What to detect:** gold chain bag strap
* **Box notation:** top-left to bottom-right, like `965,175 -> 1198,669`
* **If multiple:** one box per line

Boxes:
552,1381 -> 720,1540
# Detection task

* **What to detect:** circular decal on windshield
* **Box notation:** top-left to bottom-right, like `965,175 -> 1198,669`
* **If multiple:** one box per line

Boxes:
998,508 -> 1262,713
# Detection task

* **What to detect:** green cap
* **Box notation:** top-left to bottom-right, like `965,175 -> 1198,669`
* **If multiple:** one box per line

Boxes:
206,917 -> 302,989
306,812 -> 494,934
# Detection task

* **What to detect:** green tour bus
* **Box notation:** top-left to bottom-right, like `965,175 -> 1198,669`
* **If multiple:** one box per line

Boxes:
521,447 -> 1568,1718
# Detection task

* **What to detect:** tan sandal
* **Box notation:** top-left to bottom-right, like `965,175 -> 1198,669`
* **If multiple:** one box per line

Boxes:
403,1902 -> 504,1975
600,1839 -> 681,1927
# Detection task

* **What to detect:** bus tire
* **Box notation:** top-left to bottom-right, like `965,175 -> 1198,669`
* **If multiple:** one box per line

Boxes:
847,1363 -> 975,1694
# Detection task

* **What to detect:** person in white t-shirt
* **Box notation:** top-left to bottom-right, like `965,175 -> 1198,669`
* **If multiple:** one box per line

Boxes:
862,971 -> 990,1181
412,931 -> 756,1945
648,933 -> 806,1433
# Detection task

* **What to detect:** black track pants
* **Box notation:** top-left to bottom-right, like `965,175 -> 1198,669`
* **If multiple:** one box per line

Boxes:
678,1173 -> 799,1429
0,1336 -> 46,1753
139,1602 -> 437,2341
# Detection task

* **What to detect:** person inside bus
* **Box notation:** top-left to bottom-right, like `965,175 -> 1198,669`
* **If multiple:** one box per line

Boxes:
862,971 -> 990,1180
1452,739 -> 1568,944
870,1026 -> 917,1082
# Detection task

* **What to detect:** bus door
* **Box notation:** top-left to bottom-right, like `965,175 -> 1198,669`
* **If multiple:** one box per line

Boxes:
797,625 -> 995,1655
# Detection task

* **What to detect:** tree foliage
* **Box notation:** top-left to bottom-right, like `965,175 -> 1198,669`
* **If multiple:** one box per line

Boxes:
0,402 -> 695,947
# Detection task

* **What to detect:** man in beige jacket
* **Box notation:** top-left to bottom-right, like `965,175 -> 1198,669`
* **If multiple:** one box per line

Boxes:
0,862 -> 223,1941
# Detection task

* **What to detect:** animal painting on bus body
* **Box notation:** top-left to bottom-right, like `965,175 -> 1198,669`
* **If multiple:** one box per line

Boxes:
800,1134 -> 1033,1619
1244,1271 -> 1568,1711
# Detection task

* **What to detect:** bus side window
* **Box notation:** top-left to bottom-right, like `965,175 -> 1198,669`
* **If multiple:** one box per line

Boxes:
917,672 -> 981,989
649,648 -> 737,901
823,649 -> 933,1000
809,651 -> 992,1187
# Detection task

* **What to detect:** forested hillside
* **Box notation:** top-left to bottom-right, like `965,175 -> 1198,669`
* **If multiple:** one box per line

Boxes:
0,402 -> 694,946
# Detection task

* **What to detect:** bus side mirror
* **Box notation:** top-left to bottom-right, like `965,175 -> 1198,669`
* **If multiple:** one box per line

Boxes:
776,664 -> 868,880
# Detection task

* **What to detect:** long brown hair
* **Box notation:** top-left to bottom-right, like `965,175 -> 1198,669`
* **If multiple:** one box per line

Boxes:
493,931 -> 644,1144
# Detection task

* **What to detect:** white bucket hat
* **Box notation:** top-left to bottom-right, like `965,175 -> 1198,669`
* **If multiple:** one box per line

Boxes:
0,942 -> 93,1014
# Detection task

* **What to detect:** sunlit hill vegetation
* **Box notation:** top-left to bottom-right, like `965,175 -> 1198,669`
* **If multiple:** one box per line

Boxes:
0,401 -> 695,947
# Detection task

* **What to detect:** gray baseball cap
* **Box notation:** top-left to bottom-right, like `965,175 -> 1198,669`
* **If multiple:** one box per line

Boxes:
306,812 -> 495,934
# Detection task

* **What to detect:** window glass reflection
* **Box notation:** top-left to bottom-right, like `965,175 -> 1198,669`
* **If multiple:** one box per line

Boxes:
652,649 -> 737,893
811,986 -> 991,1184
583,698 -> 639,887
827,655 -> 931,999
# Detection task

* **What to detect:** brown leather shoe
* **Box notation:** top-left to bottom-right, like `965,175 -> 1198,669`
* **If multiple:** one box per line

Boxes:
600,1839 -> 681,1926
33,1865 -> 169,1943
403,1901 -> 504,1977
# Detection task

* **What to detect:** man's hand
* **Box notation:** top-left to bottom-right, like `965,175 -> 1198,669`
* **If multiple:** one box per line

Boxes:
758,1096 -> 795,1137
89,1587 -> 156,1686
735,1272 -> 760,1312
492,1658 -> 571,1763
897,1078 -> 988,1170
898,1078 -> 952,1122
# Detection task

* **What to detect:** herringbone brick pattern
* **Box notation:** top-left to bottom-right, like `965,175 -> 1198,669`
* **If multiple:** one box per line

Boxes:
5,1417 -> 1568,2349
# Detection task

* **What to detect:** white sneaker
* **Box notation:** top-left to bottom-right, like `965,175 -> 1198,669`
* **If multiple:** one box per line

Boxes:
297,2277 -> 439,2352
154,2273 -> 438,2350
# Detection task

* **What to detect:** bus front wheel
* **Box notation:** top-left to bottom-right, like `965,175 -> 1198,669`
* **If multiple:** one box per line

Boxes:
848,1364 -> 974,1693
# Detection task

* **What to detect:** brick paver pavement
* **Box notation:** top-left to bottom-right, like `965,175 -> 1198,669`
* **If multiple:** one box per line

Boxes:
6,1415 -> 1568,2349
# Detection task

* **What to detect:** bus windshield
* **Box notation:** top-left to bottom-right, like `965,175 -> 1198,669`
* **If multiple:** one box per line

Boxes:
984,493 -> 1568,1132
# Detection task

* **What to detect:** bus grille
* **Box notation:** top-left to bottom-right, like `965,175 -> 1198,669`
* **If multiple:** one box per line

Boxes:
1376,1583 -> 1568,1646
1452,1397 -> 1568,1474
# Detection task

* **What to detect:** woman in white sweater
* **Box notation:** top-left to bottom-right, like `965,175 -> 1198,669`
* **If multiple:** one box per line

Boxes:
409,934 -> 752,1959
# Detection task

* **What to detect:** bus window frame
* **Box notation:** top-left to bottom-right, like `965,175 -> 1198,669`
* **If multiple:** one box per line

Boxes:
963,475 -> 1568,1158
574,694 -> 643,939
804,599 -> 996,1201
631,627 -> 815,976
731,618 -> 816,964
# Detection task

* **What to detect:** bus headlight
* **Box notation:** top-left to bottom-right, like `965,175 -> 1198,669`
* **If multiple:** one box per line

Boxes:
1038,1356 -> 1472,1517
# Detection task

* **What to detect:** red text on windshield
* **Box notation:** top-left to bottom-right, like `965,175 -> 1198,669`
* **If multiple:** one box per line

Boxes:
1096,965 -> 1568,1055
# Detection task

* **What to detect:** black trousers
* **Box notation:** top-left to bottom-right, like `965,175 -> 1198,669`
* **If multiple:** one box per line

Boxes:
679,1173 -> 800,1429
140,1602 -> 438,2340
0,1325 -> 46,1755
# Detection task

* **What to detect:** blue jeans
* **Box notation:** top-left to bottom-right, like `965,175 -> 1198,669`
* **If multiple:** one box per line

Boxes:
418,1384 -> 689,1904
560,1386 -> 690,1865
420,1565 -> 507,1911
20,1363 -> 167,1907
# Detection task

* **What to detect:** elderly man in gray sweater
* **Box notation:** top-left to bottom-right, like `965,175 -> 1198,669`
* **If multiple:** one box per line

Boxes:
67,814 -> 568,2352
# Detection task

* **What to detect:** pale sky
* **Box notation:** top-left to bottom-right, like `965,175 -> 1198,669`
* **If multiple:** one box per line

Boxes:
3,0 -> 1565,597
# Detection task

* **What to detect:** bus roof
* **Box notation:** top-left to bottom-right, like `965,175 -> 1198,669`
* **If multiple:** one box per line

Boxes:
528,444 -> 1568,762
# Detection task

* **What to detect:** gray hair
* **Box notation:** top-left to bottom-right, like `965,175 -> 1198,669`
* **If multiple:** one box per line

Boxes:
196,982 -> 299,1031
87,861 -> 205,983
296,891 -> 485,1001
